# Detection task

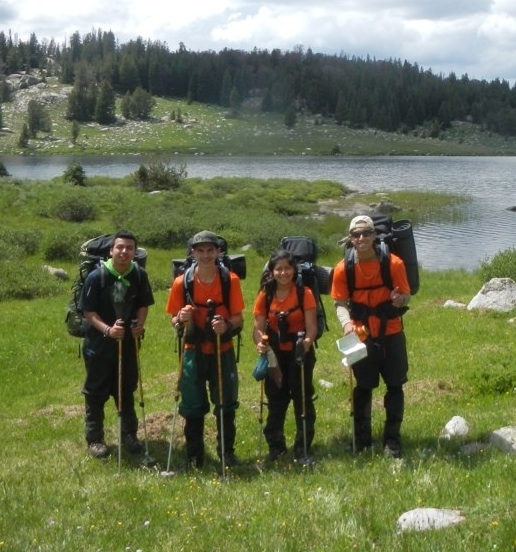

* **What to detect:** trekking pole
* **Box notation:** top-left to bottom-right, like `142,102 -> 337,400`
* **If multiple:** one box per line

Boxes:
161,323 -> 184,477
117,337 -> 123,475
133,331 -> 156,467
258,379 -> 265,457
257,335 -> 269,461
345,357 -> 356,455
295,331 -> 312,466
213,313 -> 226,479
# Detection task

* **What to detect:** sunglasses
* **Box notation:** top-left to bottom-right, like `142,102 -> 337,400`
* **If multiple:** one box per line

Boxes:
350,229 -> 374,238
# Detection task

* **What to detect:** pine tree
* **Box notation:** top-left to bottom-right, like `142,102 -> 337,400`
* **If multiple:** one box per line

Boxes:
18,123 -> 30,148
94,80 -> 116,124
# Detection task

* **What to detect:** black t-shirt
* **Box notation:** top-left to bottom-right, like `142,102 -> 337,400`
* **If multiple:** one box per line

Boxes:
79,263 -> 154,339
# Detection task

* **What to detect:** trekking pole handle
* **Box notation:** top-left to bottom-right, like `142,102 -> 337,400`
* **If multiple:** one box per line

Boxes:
212,314 -> 228,335
110,318 -> 125,340
257,334 -> 269,355
295,331 -> 306,363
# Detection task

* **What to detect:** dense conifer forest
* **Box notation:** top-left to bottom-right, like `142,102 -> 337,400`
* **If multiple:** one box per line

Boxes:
1,28 -> 516,136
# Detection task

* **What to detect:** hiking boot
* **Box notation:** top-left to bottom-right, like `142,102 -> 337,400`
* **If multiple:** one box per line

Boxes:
185,452 -> 204,471
383,439 -> 402,459
221,452 -> 240,468
191,450 -> 205,469
266,446 -> 287,462
88,441 -> 109,458
294,446 -> 309,460
122,434 -> 144,454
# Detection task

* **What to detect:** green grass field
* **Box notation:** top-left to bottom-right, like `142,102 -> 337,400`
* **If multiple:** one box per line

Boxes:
1,263 -> 515,551
0,176 -> 514,551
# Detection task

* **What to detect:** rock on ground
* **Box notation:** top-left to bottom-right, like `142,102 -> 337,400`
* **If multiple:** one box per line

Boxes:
397,508 -> 465,532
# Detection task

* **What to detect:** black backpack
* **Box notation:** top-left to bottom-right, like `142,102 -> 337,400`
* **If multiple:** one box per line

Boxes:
265,236 -> 331,343
344,214 -> 419,296
65,234 -> 147,338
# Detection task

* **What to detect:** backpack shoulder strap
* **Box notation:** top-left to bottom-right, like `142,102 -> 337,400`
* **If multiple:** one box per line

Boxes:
183,263 -> 231,308
345,244 -> 394,295
183,264 -> 195,305
218,263 -> 231,309
295,276 -> 305,311
344,247 -> 356,296
377,241 -> 393,290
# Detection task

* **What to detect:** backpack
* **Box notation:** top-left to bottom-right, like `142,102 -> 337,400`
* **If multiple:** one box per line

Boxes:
65,234 -> 147,338
265,236 -> 331,343
171,235 -> 246,282
344,214 -> 419,296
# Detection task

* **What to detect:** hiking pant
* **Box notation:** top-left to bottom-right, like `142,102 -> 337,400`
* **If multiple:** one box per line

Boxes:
351,332 -> 408,448
179,346 -> 239,456
263,347 -> 316,455
82,335 -> 138,443
352,386 -> 405,449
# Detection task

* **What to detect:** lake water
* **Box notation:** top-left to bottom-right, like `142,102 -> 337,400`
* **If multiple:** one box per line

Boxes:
3,154 -> 516,271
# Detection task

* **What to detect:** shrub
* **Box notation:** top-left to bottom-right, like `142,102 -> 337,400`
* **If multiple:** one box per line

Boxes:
472,366 -> 516,395
0,262 -> 64,300
52,195 -> 97,222
44,231 -> 89,261
132,159 -> 187,191
0,161 -> 10,177
63,162 -> 87,186
0,229 -> 41,256
479,248 -> 516,282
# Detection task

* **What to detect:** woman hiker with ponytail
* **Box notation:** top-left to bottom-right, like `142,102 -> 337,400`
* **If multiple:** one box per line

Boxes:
253,249 -> 318,462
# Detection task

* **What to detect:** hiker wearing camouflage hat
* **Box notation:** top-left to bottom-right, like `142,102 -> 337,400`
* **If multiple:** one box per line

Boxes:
165,230 -> 245,472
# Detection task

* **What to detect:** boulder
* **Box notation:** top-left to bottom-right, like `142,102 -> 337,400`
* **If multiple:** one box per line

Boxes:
489,426 -> 516,453
467,277 -> 516,312
443,299 -> 466,309
439,415 -> 470,440
397,508 -> 465,532
42,265 -> 69,281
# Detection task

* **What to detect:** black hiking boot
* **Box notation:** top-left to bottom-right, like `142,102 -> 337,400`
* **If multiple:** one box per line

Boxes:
122,434 -> 144,454
88,441 -> 109,458
266,446 -> 287,462
220,451 -> 240,468
185,451 -> 205,471
383,439 -> 402,459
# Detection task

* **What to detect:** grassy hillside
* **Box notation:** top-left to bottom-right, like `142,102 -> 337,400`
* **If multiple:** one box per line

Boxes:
2,77 -> 516,156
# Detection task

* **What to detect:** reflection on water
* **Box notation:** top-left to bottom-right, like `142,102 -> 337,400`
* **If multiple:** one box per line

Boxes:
2,154 -> 516,271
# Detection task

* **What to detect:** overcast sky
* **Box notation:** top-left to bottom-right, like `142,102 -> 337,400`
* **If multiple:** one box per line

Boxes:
2,0 -> 516,84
